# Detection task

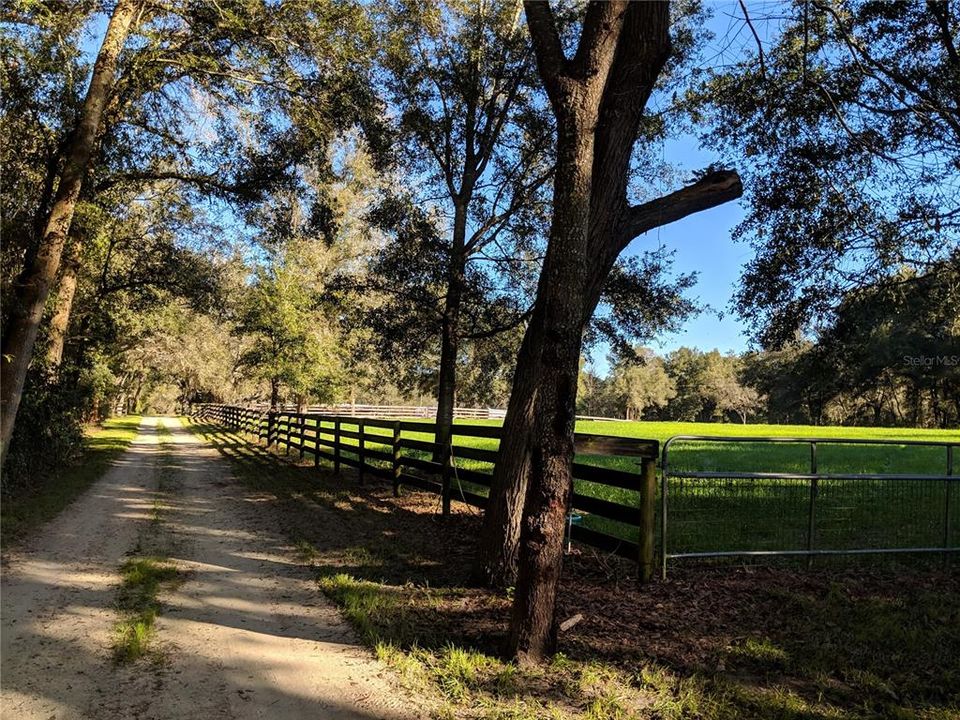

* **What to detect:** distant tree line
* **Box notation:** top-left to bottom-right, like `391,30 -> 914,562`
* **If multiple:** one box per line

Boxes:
580,254 -> 959,429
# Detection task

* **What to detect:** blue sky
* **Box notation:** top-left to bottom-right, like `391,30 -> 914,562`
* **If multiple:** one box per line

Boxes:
626,135 -> 752,357
587,1 -> 773,368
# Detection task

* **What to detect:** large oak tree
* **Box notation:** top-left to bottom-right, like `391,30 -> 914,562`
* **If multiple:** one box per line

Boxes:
474,1 -> 743,660
0,0 -> 142,466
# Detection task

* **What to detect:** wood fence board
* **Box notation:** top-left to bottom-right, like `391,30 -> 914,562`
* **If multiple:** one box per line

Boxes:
450,445 -> 498,463
398,438 -> 436,454
571,493 -> 638,525
572,463 -> 640,490
574,433 -> 658,459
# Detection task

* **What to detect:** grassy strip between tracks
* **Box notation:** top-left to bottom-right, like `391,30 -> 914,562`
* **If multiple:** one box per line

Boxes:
113,420 -> 183,662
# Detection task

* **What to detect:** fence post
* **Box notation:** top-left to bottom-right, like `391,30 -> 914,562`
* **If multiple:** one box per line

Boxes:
334,418 -> 341,474
392,422 -> 402,497
358,419 -> 365,484
441,442 -> 453,517
638,457 -> 656,583
314,418 -> 320,468
298,414 -> 305,461
267,411 -> 276,449
945,444 -> 954,551
807,441 -> 819,568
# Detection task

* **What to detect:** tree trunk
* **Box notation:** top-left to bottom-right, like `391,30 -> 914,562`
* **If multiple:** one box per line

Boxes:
46,231 -> 84,370
473,301 -> 545,586
476,1 -> 684,591
481,1 -> 737,657
434,202 -> 468,465
509,98 -> 597,661
270,377 -> 280,409
0,0 -> 139,466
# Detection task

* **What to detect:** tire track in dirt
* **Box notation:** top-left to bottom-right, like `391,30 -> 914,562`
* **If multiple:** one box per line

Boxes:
1,416 -> 423,720
1,417 -> 161,719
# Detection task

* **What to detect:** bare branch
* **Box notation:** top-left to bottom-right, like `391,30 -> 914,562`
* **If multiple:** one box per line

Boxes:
738,0 -> 766,76
617,170 -> 744,250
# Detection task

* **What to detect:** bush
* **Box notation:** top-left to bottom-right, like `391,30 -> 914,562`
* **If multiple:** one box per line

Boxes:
2,368 -> 87,493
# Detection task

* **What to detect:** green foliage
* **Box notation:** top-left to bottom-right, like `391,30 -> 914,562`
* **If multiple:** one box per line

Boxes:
608,350 -> 676,421
237,237 -> 344,406
579,347 -> 758,424
693,0 -> 960,346
2,368 -> 89,491
0,2 -> 89,315
348,0 -> 552,401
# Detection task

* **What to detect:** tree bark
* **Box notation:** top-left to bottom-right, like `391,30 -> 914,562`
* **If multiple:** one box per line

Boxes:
45,231 -> 84,370
507,0 -> 630,661
434,202 -> 468,466
0,0 -> 140,466
509,110 -> 595,661
473,300 -> 545,586
270,377 -> 280,409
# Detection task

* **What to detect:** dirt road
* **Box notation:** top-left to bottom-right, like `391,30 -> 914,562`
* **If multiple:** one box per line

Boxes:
1,417 -> 420,720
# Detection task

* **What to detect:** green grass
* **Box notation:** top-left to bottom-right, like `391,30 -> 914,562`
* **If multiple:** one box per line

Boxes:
113,556 -> 180,662
575,421 -> 958,558
323,572 -> 677,719
1,415 -> 143,546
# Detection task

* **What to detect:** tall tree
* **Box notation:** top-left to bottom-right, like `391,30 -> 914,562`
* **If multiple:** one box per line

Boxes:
609,348 -> 676,420
699,351 -> 761,423
696,0 -> 960,347
0,0 -> 141,466
475,1 -> 742,596
374,0 -> 552,463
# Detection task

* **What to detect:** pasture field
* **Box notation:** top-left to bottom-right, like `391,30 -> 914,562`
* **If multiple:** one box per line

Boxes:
290,418 -> 958,563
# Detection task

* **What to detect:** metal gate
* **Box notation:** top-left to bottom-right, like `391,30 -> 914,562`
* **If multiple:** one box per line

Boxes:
659,435 -> 958,578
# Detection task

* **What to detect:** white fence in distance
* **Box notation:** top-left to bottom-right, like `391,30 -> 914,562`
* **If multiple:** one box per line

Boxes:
241,403 -> 626,422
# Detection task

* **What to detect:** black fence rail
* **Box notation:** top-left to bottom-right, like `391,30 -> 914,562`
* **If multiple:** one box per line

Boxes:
194,403 -> 660,581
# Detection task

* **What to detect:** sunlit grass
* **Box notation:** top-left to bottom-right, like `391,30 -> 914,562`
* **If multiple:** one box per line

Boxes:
261,415 -> 958,560
1,415 -> 143,546
113,556 -> 180,662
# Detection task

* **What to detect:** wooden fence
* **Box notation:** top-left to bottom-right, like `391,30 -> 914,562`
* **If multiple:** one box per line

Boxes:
255,403 -> 505,419
194,403 -> 659,581
241,402 -> 626,422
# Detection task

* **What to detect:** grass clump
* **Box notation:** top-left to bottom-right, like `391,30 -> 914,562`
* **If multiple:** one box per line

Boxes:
113,556 -> 180,662
319,573 -> 406,644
